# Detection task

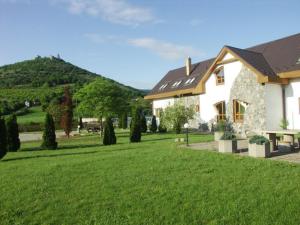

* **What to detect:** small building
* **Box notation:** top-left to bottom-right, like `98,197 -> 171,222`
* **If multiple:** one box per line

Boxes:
145,33 -> 300,136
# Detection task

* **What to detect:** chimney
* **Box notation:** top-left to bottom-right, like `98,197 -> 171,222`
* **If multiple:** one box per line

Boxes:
185,57 -> 191,76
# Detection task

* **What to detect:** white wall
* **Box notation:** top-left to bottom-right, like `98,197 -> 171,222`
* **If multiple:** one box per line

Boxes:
152,98 -> 175,116
264,84 -> 283,130
285,78 -> 300,129
199,60 -> 243,122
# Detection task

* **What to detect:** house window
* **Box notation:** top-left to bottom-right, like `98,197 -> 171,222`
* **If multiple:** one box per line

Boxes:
195,104 -> 200,112
215,67 -> 224,85
215,101 -> 226,121
171,80 -> 182,88
233,100 -> 245,122
184,77 -> 195,85
159,83 -> 168,91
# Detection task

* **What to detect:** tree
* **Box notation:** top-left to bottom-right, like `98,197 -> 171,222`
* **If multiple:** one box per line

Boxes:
103,117 -> 116,145
130,107 -> 142,142
0,117 -> 7,159
140,113 -> 147,133
61,86 -> 73,138
158,111 -> 167,133
6,114 -> 20,152
150,115 -> 157,133
41,113 -> 57,150
164,101 -> 195,134
75,79 -> 130,119
121,113 -> 128,129
46,99 -> 63,123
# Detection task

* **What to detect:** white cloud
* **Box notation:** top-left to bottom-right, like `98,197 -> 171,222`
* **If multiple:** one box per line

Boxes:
128,38 -> 202,60
54,0 -> 157,26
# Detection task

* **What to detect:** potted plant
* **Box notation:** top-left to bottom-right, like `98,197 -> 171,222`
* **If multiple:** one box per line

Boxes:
214,120 -> 225,141
218,132 -> 237,153
248,135 -> 270,158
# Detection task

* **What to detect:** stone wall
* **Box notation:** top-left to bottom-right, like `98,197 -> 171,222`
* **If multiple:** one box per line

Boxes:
227,66 -> 267,137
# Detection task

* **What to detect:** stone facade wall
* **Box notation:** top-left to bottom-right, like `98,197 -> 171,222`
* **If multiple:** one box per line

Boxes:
227,66 -> 267,137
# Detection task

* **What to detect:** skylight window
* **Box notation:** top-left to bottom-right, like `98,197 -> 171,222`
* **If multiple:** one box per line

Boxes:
185,77 -> 195,85
297,57 -> 300,65
172,80 -> 182,88
159,83 -> 168,91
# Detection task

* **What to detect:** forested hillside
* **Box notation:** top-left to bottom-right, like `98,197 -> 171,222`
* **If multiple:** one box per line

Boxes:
0,56 -> 144,116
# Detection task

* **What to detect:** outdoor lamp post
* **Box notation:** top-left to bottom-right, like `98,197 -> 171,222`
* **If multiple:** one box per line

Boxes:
184,123 -> 189,146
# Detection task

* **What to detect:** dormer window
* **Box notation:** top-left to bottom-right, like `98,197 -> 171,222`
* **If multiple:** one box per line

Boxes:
172,80 -> 182,88
159,83 -> 168,91
215,66 -> 224,85
185,77 -> 195,85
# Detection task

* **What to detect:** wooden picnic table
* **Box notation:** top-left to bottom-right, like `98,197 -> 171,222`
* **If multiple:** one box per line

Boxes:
264,130 -> 299,151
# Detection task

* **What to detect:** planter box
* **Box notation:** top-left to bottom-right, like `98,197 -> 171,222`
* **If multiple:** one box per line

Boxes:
218,140 -> 237,153
248,143 -> 270,158
214,132 -> 224,141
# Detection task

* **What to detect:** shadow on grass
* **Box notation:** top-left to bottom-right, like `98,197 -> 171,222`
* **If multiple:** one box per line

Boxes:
2,146 -> 140,162
20,144 -> 101,152
142,137 -> 174,142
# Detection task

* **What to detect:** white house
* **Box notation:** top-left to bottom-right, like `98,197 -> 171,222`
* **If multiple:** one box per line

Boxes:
145,33 -> 300,136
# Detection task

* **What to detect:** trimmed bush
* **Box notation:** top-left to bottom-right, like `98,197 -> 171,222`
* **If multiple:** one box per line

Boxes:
6,114 -> 20,152
41,113 -> 57,150
150,116 -> 157,133
103,117 -> 116,145
130,108 -> 141,143
0,117 -> 7,159
140,114 -> 147,133
249,135 -> 270,145
220,132 -> 236,140
121,113 -> 128,129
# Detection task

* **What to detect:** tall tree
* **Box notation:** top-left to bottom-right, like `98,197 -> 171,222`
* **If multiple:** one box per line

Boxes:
0,117 -> 7,159
140,113 -> 147,133
150,115 -> 158,133
75,78 -> 130,122
61,86 -> 73,138
42,113 -> 58,150
6,114 -> 20,152
130,107 -> 142,143
103,117 -> 116,145
164,101 -> 195,134
121,113 -> 128,129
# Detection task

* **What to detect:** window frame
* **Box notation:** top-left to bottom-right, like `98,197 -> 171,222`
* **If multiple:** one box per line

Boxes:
233,100 -> 245,122
214,66 -> 225,85
214,101 -> 226,121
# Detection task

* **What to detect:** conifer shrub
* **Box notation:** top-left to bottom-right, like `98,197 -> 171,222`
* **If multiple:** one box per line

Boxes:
103,117 -> 116,145
0,117 -> 7,159
130,108 -> 141,143
41,113 -> 57,150
150,115 -> 157,133
140,113 -> 147,133
122,113 -> 128,129
6,114 -> 20,152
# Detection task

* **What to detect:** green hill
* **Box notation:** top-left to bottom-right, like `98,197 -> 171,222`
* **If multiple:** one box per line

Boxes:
0,56 -> 145,115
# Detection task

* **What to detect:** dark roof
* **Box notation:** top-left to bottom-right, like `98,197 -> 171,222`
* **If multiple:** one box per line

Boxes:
226,46 -> 277,77
148,33 -> 300,97
148,58 -> 214,95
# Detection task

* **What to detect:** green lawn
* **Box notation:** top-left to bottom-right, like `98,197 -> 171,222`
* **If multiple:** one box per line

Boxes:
17,106 -> 45,125
1,131 -> 300,225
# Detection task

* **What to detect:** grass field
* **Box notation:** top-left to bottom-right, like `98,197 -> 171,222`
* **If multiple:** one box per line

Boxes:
1,131 -> 300,225
17,106 -> 45,125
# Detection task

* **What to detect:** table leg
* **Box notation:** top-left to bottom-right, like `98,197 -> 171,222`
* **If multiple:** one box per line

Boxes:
269,133 -> 277,151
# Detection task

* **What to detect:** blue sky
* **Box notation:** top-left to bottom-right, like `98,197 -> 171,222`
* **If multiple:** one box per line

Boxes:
0,0 -> 299,89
